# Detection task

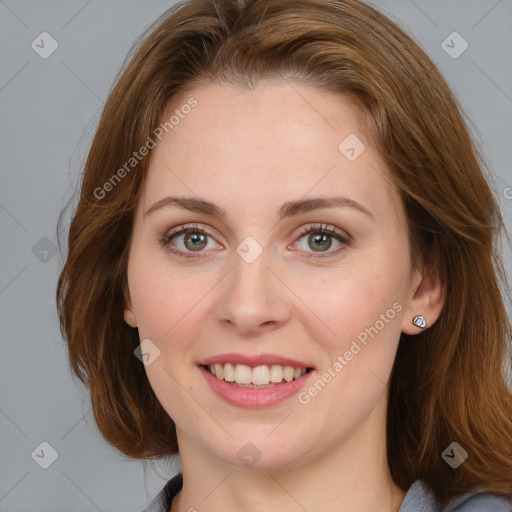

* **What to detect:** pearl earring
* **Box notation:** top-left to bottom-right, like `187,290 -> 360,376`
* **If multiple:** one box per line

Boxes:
412,315 -> 427,328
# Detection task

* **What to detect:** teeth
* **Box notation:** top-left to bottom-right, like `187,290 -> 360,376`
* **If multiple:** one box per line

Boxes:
207,363 -> 308,386
223,363 -> 235,381
234,364 -> 252,384
214,363 -> 224,380
252,365 -> 270,385
283,366 -> 294,382
270,365 -> 283,383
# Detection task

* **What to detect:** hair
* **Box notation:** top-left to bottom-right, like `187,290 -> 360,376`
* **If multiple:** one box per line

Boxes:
56,0 -> 512,505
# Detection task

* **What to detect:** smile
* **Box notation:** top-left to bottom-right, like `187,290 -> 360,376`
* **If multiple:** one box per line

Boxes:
199,364 -> 316,408
203,363 -> 311,387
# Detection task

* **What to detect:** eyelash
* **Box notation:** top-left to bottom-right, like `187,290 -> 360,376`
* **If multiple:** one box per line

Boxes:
159,223 -> 351,260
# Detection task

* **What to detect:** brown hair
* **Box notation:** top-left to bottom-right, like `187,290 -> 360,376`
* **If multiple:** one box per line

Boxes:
56,0 -> 512,504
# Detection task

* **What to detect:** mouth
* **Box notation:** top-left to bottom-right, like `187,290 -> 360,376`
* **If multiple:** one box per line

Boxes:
199,363 -> 314,388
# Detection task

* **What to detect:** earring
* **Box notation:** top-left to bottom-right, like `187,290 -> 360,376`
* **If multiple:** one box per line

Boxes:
412,315 -> 427,329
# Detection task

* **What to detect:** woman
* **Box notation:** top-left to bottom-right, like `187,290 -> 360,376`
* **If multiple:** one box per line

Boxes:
56,0 -> 512,511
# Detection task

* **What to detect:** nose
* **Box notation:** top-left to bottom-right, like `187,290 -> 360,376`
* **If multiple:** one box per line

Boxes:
215,247 -> 291,335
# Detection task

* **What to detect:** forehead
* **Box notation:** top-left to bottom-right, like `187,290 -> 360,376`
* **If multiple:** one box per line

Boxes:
140,80 -> 403,226
157,80 -> 368,164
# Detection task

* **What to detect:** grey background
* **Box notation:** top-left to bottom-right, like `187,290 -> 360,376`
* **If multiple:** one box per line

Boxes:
0,0 -> 511,510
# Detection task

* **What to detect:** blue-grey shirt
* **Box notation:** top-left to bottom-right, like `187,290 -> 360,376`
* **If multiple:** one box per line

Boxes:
140,472 -> 512,511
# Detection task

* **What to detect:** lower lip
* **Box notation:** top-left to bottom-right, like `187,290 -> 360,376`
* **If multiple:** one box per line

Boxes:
199,365 -> 315,409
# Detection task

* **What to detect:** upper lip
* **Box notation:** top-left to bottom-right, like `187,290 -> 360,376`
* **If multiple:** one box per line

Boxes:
199,353 -> 315,369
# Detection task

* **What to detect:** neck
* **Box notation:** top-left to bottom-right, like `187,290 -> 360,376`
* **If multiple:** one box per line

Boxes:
171,397 -> 406,512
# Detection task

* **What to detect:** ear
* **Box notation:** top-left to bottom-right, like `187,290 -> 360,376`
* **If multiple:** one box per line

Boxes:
123,288 -> 138,328
400,263 -> 445,335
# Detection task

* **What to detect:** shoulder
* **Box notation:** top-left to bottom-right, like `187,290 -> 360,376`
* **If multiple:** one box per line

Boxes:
140,475 -> 512,512
399,480 -> 512,512
140,472 -> 183,512
444,489 -> 512,512
398,480 -> 441,511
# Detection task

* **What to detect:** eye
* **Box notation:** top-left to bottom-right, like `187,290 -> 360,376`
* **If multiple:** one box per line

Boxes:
159,224 -> 219,259
292,223 -> 351,259
159,223 -> 351,259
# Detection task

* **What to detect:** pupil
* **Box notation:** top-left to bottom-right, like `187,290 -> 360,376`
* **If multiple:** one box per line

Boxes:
186,232 -> 206,250
310,233 -> 331,251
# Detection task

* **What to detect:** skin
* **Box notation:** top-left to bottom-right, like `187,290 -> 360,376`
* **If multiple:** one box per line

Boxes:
123,80 -> 445,512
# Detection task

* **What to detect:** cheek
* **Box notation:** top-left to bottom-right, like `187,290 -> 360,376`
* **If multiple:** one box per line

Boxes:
127,247 -> 211,340
300,271 -> 403,419
299,264 -> 401,343
298,269 -> 405,415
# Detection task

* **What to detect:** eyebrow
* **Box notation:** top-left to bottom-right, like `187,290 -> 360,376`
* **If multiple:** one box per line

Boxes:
144,195 -> 374,221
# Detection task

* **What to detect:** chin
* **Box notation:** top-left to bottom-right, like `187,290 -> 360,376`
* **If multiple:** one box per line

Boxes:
209,433 -> 311,472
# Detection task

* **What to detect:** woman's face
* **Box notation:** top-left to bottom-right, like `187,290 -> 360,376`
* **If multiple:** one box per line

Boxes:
124,80 -> 437,470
